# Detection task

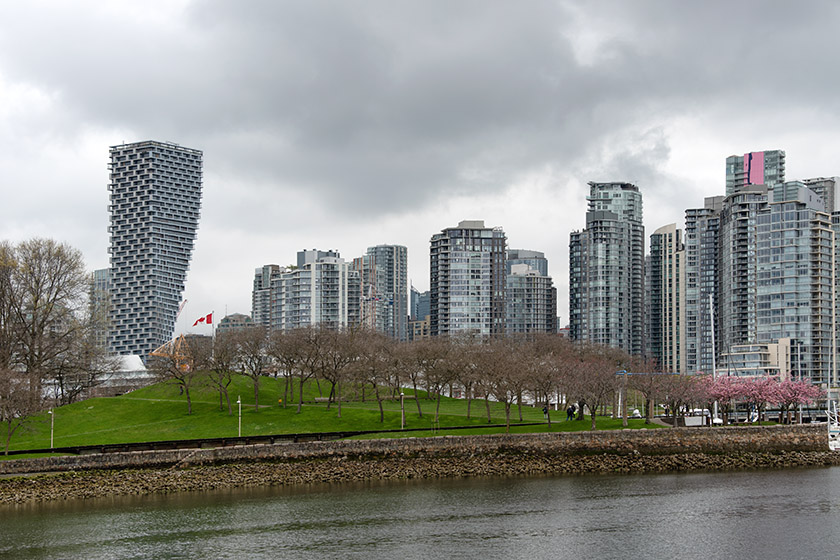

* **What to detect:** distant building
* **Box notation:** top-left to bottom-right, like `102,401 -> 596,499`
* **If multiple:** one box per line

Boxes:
570,182 -> 644,355
756,182 -> 834,385
683,196 -> 723,374
252,250 -> 360,332
506,249 -> 548,277
409,316 -> 431,341
252,264 -> 281,328
217,313 -> 253,333
645,224 -> 685,372
353,245 -> 408,340
411,287 -> 430,321
718,185 -> 768,352
107,141 -> 203,362
725,149 -> 785,196
505,264 -> 557,334
430,220 -> 506,337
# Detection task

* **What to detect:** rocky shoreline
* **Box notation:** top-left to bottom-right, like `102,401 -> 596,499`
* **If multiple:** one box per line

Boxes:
3,450 -> 840,505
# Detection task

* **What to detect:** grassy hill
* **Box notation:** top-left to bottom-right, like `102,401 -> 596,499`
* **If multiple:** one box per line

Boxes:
5,374 -> 660,454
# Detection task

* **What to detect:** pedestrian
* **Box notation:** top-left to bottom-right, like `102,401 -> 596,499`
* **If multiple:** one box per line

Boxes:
566,405 -> 575,421
542,405 -> 548,419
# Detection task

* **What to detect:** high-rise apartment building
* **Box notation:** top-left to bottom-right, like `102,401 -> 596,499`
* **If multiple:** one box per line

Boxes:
645,224 -> 685,372
505,264 -> 557,335
430,220 -> 506,337
265,250 -> 360,331
353,245 -> 408,340
252,264 -> 281,328
683,196 -> 723,374
506,249 -> 548,277
725,149 -> 785,196
756,182 -> 834,385
718,185 -> 768,352
802,177 -> 839,213
569,182 -> 644,355
107,141 -> 203,361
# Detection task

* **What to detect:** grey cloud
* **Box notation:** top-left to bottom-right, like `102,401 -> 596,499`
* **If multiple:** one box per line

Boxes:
3,0 -> 840,227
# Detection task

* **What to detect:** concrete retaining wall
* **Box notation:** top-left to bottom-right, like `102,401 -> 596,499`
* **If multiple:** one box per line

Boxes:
1,424 -> 827,476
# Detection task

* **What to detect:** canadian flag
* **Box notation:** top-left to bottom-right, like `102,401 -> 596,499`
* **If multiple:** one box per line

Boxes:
192,313 -> 213,327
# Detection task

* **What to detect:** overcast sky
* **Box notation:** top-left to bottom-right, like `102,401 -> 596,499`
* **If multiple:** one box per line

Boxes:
2,0 -> 840,334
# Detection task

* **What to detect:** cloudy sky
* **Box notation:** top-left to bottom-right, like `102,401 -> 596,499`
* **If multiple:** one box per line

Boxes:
2,0 -> 840,333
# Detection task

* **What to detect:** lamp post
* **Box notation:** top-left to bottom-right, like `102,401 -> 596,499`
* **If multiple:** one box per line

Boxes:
400,392 -> 405,430
237,396 -> 242,438
619,371 -> 628,427
48,409 -> 54,449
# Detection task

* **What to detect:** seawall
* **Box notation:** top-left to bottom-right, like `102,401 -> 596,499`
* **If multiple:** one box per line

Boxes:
2,425 -> 838,504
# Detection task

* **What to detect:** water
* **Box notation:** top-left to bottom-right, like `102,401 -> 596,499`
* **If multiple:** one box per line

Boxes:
3,467 -> 840,558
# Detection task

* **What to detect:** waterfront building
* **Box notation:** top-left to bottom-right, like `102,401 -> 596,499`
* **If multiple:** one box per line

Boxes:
716,339 -> 792,379
107,141 -> 203,362
725,149 -> 785,196
756,182 -> 834,385
569,182 -> 644,355
718,185 -> 769,352
267,250 -> 359,331
683,197 -> 723,374
505,264 -> 557,335
353,245 -> 408,340
645,224 -> 685,372
430,220 -> 507,337
252,264 -> 281,328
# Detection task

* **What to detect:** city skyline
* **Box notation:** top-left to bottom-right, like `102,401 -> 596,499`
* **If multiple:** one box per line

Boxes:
3,2 -> 840,334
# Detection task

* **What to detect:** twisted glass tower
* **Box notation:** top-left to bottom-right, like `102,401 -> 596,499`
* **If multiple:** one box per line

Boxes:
107,141 -> 203,361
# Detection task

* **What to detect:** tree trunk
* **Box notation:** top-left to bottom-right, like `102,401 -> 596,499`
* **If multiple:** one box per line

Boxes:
185,386 -> 192,415
505,402 -> 511,433
283,374 -> 290,408
297,373 -> 305,413
590,406 -> 597,431
435,392 -> 442,423
485,395 -> 492,423
253,377 -> 260,411
374,385 -> 384,423
413,381 -> 423,418
337,381 -> 342,418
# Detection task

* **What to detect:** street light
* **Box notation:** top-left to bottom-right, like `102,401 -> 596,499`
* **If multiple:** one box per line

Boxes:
48,409 -> 54,449
400,392 -> 405,430
237,396 -> 242,438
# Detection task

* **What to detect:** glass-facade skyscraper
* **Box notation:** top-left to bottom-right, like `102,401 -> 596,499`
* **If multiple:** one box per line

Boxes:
430,220 -> 506,337
570,182 -> 644,355
756,182 -> 834,384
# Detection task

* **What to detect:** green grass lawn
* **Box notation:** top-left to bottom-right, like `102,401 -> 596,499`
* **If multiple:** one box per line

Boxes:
4,374 -> 661,454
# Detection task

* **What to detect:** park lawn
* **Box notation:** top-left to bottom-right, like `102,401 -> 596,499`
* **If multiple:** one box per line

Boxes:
7,374 -> 555,452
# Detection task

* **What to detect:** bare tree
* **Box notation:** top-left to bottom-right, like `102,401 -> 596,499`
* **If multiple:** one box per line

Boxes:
565,343 -> 625,431
208,331 -> 238,414
318,328 -> 361,418
0,239 -> 110,449
0,369 -> 41,455
149,335 -> 212,415
352,331 -> 397,423
475,337 -> 524,432
234,326 -> 271,411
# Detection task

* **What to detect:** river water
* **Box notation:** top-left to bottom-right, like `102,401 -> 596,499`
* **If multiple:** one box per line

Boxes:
2,467 -> 839,559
